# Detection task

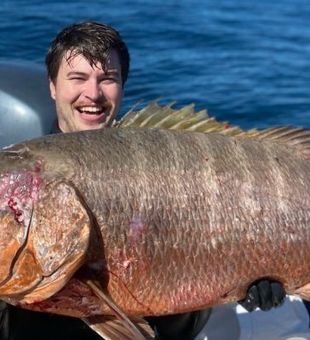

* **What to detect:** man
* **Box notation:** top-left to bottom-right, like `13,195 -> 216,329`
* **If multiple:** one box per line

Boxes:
3,22 -> 286,340
46,22 -> 127,132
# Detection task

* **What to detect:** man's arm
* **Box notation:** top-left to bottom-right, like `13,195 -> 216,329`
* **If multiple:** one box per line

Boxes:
0,302 -> 9,340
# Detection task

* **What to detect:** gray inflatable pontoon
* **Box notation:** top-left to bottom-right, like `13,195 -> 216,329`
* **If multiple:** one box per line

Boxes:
0,61 -> 55,148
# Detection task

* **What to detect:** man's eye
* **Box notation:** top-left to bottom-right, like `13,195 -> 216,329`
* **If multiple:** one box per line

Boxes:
101,75 -> 121,83
102,77 -> 117,83
70,77 -> 85,81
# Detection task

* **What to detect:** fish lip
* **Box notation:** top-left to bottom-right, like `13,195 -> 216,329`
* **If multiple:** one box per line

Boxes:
0,208 -> 33,287
0,276 -> 43,299
0,245 -> 43,297
0,245 -> 86,302
9,249 -> 87,304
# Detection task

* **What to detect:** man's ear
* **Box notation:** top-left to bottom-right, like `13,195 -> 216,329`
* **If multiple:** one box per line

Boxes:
49,78 -> 56,100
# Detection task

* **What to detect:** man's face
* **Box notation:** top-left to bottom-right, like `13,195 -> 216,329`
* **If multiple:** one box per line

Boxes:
49,49 -> 123,132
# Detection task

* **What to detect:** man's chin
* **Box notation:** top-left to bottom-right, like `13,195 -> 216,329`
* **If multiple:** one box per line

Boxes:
75,123 -> 102,132
77,115 -> 113,130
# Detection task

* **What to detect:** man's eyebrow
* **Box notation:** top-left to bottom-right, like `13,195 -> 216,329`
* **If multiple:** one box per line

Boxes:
67,71 -> 87,77
66,70 -> 120,77
104,69 -> 120,76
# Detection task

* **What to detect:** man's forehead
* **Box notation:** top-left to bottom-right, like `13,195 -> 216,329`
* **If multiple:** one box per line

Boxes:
61,49 -> 120,72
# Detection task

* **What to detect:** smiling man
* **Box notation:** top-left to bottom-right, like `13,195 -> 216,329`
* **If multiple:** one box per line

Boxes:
49,50 -> 122,131
49,50 -> 123,132
46,21 -> 129,133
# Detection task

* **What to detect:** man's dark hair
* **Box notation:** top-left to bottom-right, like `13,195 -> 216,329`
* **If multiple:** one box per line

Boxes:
45,21 -> 130,86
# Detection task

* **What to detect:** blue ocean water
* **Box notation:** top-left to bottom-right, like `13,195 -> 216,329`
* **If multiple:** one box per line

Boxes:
0,0 -> 309,129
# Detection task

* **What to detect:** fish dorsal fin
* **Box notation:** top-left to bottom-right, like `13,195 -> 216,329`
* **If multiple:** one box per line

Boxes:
116,102 -> 310,158
84,280 -> 154,339
237,126 -> 310,159
115,102 -> 245,135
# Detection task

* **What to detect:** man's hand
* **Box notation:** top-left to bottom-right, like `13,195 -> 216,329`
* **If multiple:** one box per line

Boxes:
239,279 -> 286,312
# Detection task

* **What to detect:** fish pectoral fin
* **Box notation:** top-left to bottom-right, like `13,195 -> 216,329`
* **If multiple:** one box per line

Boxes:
84,315 -> 155,340
85,280 -> 154,339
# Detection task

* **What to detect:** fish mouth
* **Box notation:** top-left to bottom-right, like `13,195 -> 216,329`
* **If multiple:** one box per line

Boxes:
0,204 -> 43,297
0,180 -> 92,304
22,252 -> 86,304
0,210 -> 88,303
0,248 -> 43,297
0,206 -> 33,288
0,235 -> 87,304
0,205 -> 81,301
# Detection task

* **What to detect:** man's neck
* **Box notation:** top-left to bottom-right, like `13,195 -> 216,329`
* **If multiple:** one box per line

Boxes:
50,120 -> 63,134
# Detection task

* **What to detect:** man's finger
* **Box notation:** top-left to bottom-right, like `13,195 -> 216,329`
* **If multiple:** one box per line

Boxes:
271,282 -> 286,307
239,285 -> 260,312
257,280 -> 273,311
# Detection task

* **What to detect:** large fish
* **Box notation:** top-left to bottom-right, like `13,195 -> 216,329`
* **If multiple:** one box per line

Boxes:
0,104 -> 309,338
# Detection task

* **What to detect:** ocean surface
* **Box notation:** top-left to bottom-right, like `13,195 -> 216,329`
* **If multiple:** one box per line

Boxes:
1,0 -> 310,129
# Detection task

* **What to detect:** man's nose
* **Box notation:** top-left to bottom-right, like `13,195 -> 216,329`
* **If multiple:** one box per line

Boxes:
83,80 -> 103,101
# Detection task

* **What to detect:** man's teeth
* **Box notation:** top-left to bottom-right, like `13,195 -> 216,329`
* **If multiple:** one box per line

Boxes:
79,107 -> 103,114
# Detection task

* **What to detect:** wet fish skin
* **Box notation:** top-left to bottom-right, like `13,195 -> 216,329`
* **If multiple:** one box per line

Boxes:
0,127 -> 309,318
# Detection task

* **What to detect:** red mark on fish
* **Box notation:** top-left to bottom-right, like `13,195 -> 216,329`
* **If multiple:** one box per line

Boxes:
7,198 -> 23,222
0,161 -> 42,223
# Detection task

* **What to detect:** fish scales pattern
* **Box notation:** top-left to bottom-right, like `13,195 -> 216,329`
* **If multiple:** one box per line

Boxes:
0,128 -> 309,317
41,129 -> 309,315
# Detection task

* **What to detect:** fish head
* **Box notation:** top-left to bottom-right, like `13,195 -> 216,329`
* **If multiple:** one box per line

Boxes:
0,145 -> 92,304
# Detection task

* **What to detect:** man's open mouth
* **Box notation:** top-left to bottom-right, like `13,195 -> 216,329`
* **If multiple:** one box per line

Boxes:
75,105 -> 111,124
77,106 -> 105,114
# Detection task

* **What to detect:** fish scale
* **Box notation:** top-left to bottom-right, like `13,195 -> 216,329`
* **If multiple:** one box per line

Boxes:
0,127 -> 309,337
